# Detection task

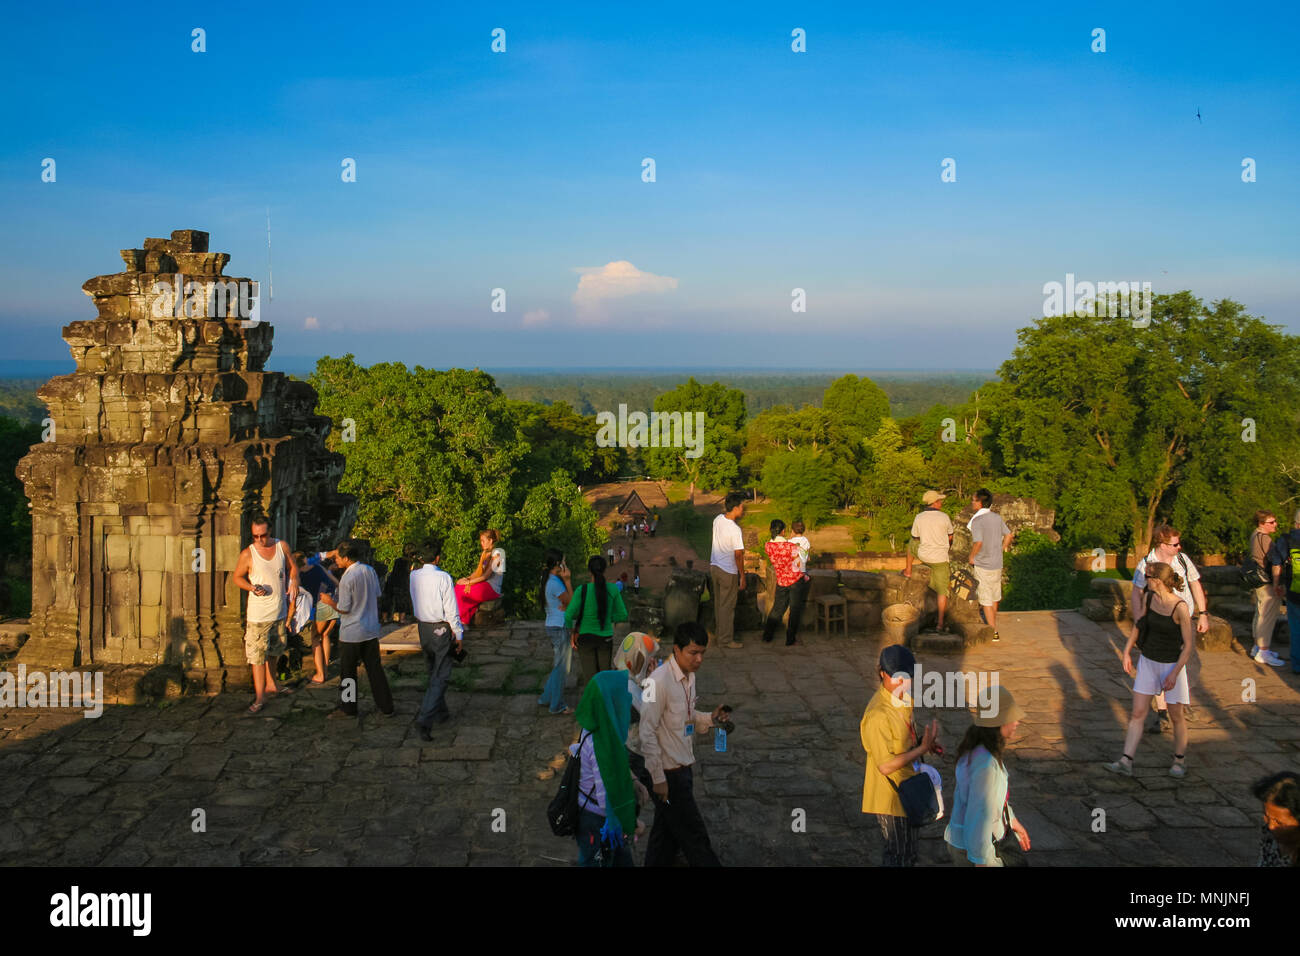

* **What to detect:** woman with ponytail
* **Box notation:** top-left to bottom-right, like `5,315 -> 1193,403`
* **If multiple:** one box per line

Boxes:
1105,561 -> 1196,778
537,548 -> 573,715
564,554 -> 628,697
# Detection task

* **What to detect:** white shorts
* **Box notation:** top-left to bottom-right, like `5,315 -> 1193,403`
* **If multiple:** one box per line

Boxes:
1134,654 -> 1190,705
974,567 -> 1002,606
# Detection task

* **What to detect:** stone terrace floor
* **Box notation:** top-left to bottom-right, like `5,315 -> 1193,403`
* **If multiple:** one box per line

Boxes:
1,611 -> 1297,866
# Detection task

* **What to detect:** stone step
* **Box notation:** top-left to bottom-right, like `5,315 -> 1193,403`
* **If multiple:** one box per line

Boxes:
911,632 -> 965,655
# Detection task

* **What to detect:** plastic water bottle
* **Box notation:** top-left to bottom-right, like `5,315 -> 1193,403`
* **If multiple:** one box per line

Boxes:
715,728 -> 727,753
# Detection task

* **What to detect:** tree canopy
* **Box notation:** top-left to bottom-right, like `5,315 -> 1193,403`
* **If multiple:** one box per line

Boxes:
310,356 -> 604,614
987,293 -> 1300,555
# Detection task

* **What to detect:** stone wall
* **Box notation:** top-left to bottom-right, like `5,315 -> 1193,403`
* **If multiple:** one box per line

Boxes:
16,230 -> 355,686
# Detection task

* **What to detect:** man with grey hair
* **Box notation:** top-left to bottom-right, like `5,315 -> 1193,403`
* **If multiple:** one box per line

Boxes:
1267,509 -> 1300,674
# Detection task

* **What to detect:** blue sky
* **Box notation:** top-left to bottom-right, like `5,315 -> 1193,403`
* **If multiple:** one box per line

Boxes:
1,1 -> 1296,370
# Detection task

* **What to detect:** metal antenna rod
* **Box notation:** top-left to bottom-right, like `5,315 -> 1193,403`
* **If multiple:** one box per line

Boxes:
266,207 -> 274,301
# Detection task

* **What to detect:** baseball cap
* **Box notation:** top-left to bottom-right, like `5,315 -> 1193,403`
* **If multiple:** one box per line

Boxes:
879,644 -> 916,678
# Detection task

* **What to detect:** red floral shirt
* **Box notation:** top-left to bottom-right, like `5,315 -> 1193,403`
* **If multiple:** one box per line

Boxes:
765,539 -> 803,588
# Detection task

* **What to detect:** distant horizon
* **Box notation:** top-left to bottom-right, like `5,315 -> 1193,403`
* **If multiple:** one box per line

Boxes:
0,357 -> 998,380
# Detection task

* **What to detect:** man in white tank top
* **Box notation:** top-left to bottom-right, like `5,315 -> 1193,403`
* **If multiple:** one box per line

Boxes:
233,514 -> 300,713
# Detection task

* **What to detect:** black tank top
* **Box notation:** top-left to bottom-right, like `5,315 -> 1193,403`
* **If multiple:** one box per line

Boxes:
1142,599 -> 1185,663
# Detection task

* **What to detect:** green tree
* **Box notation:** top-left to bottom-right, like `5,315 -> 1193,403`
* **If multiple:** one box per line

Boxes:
823,373 -> 890,442
759,448 -> 839,526
511,399 -> 624,487
0,416 -> 40,615
645,378 -> 746,499
989,293 -> 1300,555
742,404 -> 858,503
309,356 -> 605,613
857,418 -> 929,548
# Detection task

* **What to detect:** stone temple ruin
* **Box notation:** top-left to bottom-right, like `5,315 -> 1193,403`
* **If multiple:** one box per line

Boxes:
16,229 -> 354,690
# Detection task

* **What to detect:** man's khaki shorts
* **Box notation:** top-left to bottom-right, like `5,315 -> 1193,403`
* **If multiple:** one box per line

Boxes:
926,562 -> 950,595
244,620 -> 288,665
315,602 -> 338,623
974,566 -> 1003,606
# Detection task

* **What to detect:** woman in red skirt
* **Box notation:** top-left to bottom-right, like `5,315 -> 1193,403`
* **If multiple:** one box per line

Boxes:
457,529 -> 506,626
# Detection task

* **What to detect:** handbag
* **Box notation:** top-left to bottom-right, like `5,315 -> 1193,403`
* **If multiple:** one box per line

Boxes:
1241,545 -> 1270,589
886,764 -> 940,827
994,804 -> 1029,866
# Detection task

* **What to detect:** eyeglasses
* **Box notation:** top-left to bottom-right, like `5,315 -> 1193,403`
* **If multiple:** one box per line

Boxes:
1168,541 -> 1182,548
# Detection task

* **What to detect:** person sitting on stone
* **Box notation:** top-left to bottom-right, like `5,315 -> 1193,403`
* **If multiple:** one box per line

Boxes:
455,529 -> 506,626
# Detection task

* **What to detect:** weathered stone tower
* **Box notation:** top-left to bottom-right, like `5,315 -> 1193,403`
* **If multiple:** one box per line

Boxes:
16,229 -> 354,688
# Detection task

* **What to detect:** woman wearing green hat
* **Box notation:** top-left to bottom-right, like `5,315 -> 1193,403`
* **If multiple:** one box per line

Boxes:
944,685 -> 1031,866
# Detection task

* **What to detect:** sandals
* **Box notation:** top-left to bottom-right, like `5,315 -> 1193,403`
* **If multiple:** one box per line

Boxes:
248,699 -> 266,714
1103,757 -> 1133,776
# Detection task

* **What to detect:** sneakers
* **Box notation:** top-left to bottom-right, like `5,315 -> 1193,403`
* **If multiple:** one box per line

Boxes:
1259,649 -> 1287,667
1169,761 -> 1187,778
1104,759 -> 1133,776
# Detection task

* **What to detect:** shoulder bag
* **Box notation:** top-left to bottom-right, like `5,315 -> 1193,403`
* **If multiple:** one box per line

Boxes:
886,763 -> 940,827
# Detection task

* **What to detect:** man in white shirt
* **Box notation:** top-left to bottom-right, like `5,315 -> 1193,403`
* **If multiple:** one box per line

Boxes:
709,491 -> 748,649
905,490 -> 955,633
409,538 -> 465,740
319,539 -> 394,720
641,622 -> 729,866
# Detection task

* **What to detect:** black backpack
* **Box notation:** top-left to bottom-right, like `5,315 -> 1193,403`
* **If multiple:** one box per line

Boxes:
547,731 -> 596,836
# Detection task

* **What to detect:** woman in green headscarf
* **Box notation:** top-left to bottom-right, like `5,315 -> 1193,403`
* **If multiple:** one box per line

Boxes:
572,669 -> 637,866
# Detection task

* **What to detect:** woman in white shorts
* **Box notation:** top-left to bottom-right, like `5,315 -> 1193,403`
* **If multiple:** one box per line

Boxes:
1105,562 -> 1196,778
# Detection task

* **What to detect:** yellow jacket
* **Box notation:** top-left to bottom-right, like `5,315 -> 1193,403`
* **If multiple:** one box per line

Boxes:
860,685 -> 917,816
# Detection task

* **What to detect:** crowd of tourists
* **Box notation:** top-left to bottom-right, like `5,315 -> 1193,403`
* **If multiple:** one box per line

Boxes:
233,493 -> 1300,867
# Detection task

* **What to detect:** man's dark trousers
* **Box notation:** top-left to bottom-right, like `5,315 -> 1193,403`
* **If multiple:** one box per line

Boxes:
339,637 -> 394,716
763,576 -> 812,644
417,621 -> 454,727
644,765 -> 721,866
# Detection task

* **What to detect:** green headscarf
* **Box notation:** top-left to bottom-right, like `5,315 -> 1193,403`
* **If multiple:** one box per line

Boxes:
576,669 -> 636,838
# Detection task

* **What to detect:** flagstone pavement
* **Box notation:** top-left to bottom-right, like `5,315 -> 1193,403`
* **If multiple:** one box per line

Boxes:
1,611 -> 1296,866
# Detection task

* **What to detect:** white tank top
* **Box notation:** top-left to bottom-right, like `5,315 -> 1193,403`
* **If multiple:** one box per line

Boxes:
246,541 -> 287,623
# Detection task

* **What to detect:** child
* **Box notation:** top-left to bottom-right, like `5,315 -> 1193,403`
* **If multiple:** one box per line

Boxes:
789,520 -> 813,580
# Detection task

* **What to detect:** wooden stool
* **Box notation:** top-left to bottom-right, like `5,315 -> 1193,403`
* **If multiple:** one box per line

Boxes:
816,594 -> 847,636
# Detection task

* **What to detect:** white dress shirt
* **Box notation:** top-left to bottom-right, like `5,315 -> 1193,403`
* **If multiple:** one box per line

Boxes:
409,563 -> 465,641
640,655 -> 714,784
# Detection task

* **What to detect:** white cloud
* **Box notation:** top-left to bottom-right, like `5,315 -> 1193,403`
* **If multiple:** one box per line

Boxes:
522,309 -> 551,326
572,260 -> 678,321
303,315 -> 320,330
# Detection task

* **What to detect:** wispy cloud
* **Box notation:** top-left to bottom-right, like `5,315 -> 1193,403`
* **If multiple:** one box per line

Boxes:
522,308 -> 551,326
